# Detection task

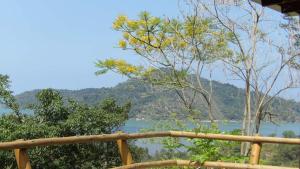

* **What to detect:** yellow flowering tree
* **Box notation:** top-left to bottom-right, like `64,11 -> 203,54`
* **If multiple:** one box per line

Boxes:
96,11 -> 233,121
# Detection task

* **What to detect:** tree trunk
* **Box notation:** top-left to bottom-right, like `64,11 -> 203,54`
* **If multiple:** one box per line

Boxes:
241,70 -> 251,156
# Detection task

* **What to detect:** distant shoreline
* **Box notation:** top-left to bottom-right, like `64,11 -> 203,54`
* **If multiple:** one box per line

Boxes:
124,119 -> 300,137
130,118 -> 300,123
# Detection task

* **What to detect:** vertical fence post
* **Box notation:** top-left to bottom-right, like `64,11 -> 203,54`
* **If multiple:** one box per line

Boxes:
249,139 -> 262,165
14,148 -> 32,169
116,132 -> 133,165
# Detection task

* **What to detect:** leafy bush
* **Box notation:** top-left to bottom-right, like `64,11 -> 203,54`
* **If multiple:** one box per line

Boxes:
0,89 -> 149,168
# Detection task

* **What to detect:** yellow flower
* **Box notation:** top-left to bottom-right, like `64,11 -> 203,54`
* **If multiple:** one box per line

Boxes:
129,37 -> 138,45
143,67 -> 155,77
136,30 -> 145,37
138,20 -> 147,27
113,15 -> 127,29
126,66 -> 137,73
149,17 -> 161,25
103,59 -> 116,68
141,36 -> 149,42
119,40 -> 127,49
123,32 -> 130,40
179,41 -> 187,48
161,38 -> 172,47
115,59 -> 127,67
127,20 -> 139,30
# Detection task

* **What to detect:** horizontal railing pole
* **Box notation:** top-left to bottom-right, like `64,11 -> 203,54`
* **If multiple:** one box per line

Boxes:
0,132 -> 170,150
110,160 -> 298,169
0,131 -> 299,150
169,131 -> 300,144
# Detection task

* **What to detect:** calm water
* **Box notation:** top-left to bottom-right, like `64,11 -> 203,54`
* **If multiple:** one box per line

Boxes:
123,119 -> 300,136
1,108 -> 299,154
123,119 -> 300,154
0,107 -> 32,115
0,107 -> 10,114
1,107 -> 299,136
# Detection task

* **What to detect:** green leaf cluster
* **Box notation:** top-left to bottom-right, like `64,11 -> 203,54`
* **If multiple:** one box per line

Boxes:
0,89 -> 149,168
0,74 -> 21,120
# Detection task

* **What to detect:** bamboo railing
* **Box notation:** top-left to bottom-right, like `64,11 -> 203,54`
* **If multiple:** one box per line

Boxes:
0,131 -> 299,169
112,160 -> 297,169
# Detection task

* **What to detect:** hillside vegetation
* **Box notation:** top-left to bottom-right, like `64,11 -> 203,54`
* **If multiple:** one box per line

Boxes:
16,78 -> 300,122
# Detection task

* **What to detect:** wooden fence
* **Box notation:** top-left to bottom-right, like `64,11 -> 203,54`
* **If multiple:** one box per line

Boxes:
0,131 -> 299,169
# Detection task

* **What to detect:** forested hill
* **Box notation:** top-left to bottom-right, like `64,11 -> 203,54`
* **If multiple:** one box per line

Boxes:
16,78 -> 300,122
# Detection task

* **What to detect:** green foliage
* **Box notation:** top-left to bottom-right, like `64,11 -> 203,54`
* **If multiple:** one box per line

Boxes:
95,59 -> 144,77
153,129 -> 300,169
184,127 -> 245,164
265,144 -> 300,167
152,128 -> 299,168
282,130 -> 296,138
0,74 -> 21,120
32,89 -> 69,124
150,120 -> 299,168
146,116 -> 247,166
261,131 -> 300,167
152,149 -> 188,161
0,89 -> 148,168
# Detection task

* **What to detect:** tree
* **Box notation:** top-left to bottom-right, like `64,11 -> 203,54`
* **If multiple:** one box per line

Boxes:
96,0 -> 299,157
0,89 -> 148,168
32,89 -> 69,124
282,16 -> 300,69
261,131 -> 299,167
282,130 -> 296,138
193,0 -> 300,155
96,11 -> 233,122
0,74 -> 21,122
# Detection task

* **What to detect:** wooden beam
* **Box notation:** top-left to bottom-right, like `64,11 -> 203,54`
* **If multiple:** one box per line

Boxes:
116,139 -> 133,165
111,160 -> 298,169
256,0 -> 300,15
0,131 -> 299,150
260,0 -> 282,6
281,1 -> 300,13
116,132 -> 133,165
250,142 -> 262,164
14,149 -> 32,169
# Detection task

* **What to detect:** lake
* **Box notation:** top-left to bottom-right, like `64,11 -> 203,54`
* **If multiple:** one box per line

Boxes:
123,119 -> 300,154
1,107 -> 299,136
0,107 -> 10,114
123,119 -> 300,136
1,108 -> 299,154
0,107 -> 32,115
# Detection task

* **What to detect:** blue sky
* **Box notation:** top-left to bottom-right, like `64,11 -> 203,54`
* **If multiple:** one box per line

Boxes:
0,0 -> 178,94
0,0 -> 299,101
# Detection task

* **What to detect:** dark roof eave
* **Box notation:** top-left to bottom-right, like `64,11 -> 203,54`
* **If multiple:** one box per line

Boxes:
253,0 -> 300,16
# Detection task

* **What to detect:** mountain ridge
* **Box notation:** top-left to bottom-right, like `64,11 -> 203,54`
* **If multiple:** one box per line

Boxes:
15,78 -> 300,122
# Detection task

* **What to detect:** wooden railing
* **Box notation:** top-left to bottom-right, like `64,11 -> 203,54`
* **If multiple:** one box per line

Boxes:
0,131 -> 299,169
